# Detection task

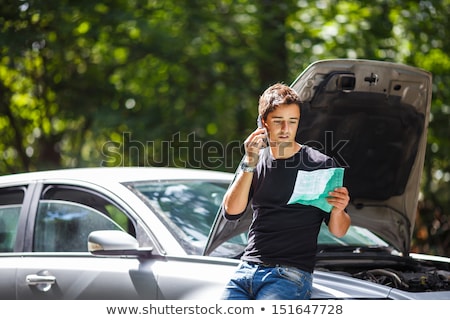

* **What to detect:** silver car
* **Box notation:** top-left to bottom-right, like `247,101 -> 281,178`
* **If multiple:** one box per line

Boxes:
0,59 -> 449,299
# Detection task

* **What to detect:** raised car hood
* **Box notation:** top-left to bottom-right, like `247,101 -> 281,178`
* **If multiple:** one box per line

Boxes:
205,59 -> 432,256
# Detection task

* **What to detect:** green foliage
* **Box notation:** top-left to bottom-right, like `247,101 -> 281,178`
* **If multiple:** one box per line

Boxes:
0,0 -> 449,255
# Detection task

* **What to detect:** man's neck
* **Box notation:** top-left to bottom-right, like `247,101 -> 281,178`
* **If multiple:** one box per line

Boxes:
270,142 -> 301,159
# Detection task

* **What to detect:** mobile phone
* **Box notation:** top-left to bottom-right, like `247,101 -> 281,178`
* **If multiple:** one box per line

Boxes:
257,115 -> 268,147
257,115 -> 264,129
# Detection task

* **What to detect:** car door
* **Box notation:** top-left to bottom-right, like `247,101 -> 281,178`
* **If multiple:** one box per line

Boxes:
14,182 -> 160,299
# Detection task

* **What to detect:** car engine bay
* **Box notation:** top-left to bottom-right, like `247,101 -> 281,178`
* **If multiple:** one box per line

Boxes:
316,251 -> 450,292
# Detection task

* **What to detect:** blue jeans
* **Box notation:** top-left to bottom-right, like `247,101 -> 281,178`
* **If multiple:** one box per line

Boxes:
221,261 -> 312,300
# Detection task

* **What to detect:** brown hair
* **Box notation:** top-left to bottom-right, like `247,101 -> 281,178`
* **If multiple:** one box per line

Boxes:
258,83 -> 301,120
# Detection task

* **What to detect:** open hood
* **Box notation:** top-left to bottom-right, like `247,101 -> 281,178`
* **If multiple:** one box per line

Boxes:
205,59 -> 432,256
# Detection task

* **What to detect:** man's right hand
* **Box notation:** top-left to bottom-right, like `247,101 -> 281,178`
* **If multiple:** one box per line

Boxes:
243,128 -> 267,166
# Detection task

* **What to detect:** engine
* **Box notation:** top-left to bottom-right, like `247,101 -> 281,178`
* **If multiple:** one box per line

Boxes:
353,268 -> 450,292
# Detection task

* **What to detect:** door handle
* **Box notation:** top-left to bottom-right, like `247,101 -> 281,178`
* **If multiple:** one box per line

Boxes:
26,274 -> 56,285
26,273 -> 56,292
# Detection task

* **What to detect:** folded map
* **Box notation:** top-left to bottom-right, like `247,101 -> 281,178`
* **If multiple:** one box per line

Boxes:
287,167 -> 345,213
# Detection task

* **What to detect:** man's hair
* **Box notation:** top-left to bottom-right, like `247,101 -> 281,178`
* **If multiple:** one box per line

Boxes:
258,83 -> 302,120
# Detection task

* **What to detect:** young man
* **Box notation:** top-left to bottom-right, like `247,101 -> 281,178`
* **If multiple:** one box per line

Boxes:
221,83 -> 351,300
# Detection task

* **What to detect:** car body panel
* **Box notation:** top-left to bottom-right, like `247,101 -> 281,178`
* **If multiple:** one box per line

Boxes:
151,256 -> 238,299
0,257 -> 17,299
311,270 -> 391,299
13,254 -> 152,299
4,253 -> 239,300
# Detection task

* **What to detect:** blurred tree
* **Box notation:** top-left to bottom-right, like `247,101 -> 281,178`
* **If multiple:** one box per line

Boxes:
0,0 -> 448,255
395,0 -> 450,256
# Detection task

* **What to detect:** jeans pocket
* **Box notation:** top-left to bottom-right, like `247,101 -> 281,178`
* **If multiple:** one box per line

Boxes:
276,267 -> 312,299
277,267 -> 311,286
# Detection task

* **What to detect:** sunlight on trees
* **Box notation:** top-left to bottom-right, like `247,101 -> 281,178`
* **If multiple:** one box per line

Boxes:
0,0 -> 449,255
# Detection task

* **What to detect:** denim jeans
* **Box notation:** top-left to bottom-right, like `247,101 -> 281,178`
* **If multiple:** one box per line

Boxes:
221,261 -> 312,300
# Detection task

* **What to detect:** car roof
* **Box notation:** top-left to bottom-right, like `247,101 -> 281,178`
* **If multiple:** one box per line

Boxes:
0,167 -> 234,185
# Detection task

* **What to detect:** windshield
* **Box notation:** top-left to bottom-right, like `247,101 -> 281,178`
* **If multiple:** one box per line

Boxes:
128,179 -> 390,257
129,180 -> 235,255
317,223 -> 390,247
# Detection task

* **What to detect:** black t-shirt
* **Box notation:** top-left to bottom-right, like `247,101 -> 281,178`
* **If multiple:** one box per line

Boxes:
226,145 -> 335,273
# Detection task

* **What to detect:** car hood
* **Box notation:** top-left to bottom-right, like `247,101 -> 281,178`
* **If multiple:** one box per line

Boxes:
205,59 -> 432,256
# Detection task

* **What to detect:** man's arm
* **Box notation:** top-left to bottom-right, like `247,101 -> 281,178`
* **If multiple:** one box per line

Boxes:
223,127 -> 265,215
222,170 -> 253,215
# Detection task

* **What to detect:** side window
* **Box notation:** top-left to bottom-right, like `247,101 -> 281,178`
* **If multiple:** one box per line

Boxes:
34,201 -> 123,252
0,187 -> 25,252
33,185 -> 135,252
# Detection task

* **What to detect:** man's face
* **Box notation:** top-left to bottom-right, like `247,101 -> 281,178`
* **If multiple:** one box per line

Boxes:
264,103 -> 300,144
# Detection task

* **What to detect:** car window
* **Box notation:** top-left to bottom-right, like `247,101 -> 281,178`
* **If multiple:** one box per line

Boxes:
34,200 -> 123,252
0,187 -> 25,252
33,185 -> 135,252
130,180 -> 236,255
0,207 -> 21,252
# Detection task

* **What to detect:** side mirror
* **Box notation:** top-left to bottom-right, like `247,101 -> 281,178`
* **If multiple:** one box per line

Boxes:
88,230 -> 152,257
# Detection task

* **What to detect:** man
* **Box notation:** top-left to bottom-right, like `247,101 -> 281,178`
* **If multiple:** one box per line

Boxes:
221,83 -> 351,300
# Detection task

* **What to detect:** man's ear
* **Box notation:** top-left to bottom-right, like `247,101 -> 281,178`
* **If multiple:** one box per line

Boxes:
261,117 -> 267,128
